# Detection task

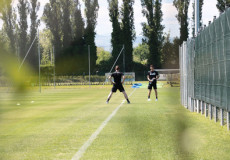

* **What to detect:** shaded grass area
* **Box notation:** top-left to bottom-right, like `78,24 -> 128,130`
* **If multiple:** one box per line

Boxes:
0,86 -> 230,160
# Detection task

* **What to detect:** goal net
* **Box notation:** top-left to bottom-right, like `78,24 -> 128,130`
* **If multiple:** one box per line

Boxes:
155,69 -> 180,87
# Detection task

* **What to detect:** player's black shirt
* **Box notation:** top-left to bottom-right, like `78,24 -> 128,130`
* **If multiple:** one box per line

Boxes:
148,70 -> 159,81
111,72 -> 124,85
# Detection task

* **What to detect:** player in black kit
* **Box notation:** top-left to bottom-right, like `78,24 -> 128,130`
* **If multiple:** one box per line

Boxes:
147,65 -> 159,101
106,65 -> 130,104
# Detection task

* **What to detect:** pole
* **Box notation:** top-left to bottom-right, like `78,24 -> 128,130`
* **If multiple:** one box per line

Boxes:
221,109 -> 224,126
18,36 -> 37,71
16,29 -> 20,64
215,107 -> 218,123
195,0 -> 200,36
197,99 -> 200,113
109,46 -> 125,73
123,45 -> 125,72
209,104 -> 212,120
205,103 -> 208,118
88,45 -> 91,86
38,29 -> 41,93
228,112 -> 230,131
53,46 -> 56,88
50,49 -> 52,65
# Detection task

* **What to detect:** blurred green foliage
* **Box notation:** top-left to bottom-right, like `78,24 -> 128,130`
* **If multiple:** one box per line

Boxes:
133,44 -> 149,65
96,48 -> 111,65
0,0 -> 11,12
39,29 -> 53,65
0,0 -> 34,93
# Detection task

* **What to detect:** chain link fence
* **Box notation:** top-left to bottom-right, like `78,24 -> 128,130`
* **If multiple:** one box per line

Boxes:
180,8 -> 230,130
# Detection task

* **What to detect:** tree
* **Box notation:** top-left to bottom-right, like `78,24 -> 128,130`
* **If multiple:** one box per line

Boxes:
39,29 -> 53,65
173,0 -> 190,44
61,0 -> 72,49
172,37 -> 180,69
141,0 -> 155,67
43,0 -> 62,56
28,0 -> 40,69
192,2 -> 195,37
121,0 -> 135,71
1,2 -> 17,53
192,0 -> 204,37
108,0 -> 123,67
73,0 -> 85,45
141,0 -> 164,68
154,0 -> 164,68
96,47 -> 111,65
84,0 -> 99,72
0,28 -> 10,48
162,33 -> 180,69
42,0 -> 95,75
162,33 -> 173,68
217,0 -> 230,13
133,44 -> 149,65
199,0 -> 204,27
18,0 -> 29,60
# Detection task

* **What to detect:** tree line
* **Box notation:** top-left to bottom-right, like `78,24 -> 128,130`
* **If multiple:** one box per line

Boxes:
1,0 -> 40,70
1,0 -> 229,74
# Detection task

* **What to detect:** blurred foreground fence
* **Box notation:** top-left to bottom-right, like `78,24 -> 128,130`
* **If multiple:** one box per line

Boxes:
1,70 -> 180,90
180,8 -> 230,130
0,74 -> 133,89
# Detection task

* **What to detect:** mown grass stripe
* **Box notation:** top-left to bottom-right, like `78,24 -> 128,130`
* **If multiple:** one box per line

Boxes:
71,89 -> 136,160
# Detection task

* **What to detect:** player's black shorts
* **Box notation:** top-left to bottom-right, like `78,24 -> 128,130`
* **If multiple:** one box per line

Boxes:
148,81 -> 157,90
112,84 -> 125,93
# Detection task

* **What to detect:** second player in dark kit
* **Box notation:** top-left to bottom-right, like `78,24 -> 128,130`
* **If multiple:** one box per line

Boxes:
147,65 -> 159,101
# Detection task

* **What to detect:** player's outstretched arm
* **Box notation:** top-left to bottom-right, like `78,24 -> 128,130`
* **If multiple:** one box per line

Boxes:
108,76 -> 115,84
122,75 -> 126,84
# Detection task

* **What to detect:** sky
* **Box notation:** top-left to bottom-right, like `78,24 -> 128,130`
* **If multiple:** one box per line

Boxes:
0,0 -> 219,49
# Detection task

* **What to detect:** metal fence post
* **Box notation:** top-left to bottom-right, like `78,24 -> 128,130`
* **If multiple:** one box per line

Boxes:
88,45 -> 91,87
53,46 -> 56,89
215,107 -> 218,123
227,112 -> 230,131
38,29 -> 41,93
209,104 -> 213,120
201,101 -> 204,115
221,109 -> 224,126
205,103 -> 208,118
197,99 -> 200,113
194,99 -> 196,112
190,98 -> 193,112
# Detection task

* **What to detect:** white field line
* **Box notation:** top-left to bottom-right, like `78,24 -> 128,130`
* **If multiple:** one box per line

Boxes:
71,88 -> 137,160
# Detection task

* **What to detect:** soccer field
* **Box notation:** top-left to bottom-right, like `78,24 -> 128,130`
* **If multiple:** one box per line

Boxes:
1,85 -> 230,160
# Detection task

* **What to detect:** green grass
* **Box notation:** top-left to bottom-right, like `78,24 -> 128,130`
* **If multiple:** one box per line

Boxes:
0,85 -> 230,160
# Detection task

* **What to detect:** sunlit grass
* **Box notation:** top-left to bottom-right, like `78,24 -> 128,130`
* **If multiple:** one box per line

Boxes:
0,86 -> 230,160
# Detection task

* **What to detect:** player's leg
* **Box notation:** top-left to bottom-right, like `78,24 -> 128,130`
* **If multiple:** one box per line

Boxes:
153,82 -> 158,101
148,83 -> 152,101
148,89 -> 152,101
154,89 -> 158,101
119,85 -> 130,104
107,85 -> 117,103
106,92 -> 113,103
122,91 -> 130,104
